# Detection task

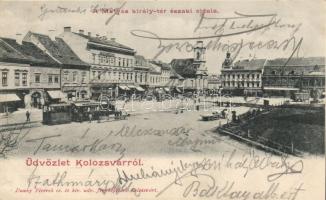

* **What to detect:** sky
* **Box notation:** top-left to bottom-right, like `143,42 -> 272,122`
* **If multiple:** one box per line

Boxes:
0,0 -> 325,75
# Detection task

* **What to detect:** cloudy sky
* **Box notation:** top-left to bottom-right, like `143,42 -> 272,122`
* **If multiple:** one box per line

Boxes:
0,0 -> 325,74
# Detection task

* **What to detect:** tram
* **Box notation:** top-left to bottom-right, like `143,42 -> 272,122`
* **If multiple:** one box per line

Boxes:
42,100 -> 127,125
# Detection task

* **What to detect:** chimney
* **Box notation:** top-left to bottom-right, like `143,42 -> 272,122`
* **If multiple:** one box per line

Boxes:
110,38 -> 116,42
88,32 -> 91,37
79,29 -> 84,35
64,26 -> 71,32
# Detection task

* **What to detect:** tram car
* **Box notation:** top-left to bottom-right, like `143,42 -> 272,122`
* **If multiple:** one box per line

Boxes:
42,103 -> 72,125
42,100 -> 127,125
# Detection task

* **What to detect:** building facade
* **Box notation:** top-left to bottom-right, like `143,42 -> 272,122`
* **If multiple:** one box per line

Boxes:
134,55 -> 150,93
58,27 -> 136,99
207,74 -> 221,92
23,31 -> 90,102
262,57 -> 325,99
221,53 -> 265,96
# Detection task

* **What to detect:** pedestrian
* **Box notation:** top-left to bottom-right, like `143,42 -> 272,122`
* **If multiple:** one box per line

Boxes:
88,112 -> 93,123
26,110 -> 30,122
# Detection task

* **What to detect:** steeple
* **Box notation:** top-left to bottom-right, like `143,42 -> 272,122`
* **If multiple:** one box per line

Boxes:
193,41 -> 206,62
222,52 -> 232,69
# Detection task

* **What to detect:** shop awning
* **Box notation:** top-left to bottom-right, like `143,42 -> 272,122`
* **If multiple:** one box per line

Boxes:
264,87 -> 299,91
136,86 -> 145,92
0,94 -> 21,103
127,85 -> 136,89
47,90 -> 66,99
164,87 -> 170,92
119,85 -> 130,90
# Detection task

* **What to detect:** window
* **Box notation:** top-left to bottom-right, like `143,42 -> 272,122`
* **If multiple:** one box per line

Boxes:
257,74 -> 260,79
35,73 -> 41,83
118,58 -> 121,66
73,71 -> 77,82
252,74 -> 255,79
81,72 -> 86,83
48,75 -> 53,83
15,72 -> 20,86
22,73 -> 27,86
110,57 -> 115,65
196,52 -> 200,60
92,53 -> 96,63
2,72 -> 8,86
130,73 -> 133,80
54,75 -> 59,83
122,58 -> 125,67
126,73 -> 129,80
118,72 -> 121,80
64,71 -> 69,81
92,71 -> 96,79
123,73 -> 125,80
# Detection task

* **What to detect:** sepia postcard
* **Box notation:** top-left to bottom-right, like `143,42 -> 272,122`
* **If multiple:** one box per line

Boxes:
0,0 -> 325,199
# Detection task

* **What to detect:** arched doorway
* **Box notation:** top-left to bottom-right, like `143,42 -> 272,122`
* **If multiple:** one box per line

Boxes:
31,91 -> 42,108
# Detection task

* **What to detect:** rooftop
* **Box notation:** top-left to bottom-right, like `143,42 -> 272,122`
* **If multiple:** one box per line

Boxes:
27,32 -> 89,67
170,58 -> 197,78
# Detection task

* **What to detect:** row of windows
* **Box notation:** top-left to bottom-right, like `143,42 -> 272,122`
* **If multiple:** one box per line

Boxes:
34,73 -> 60,84
222,73 -> 260,80
223,82 -> 260,87
63,71 -> 87,83
2,71 -> 27,87
92,54 -> 133,67
92,71 -> 155,84
150,76 -> 169,84
92,71 -> 134,81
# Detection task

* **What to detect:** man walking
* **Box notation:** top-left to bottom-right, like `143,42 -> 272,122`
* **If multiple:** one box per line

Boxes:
26,110 -> 30,122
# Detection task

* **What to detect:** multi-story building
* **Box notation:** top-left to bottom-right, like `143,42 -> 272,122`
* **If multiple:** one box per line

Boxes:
0,38 -> 30,112
58,27 -> 136,99
170,41 -> 208,93
1,37 -> 63,108
134,55 -> 149,93
207,74 -> 221,92
23,31 -> 90,101
262,57 -> 325,99
221,53 -> 265,96
148,60 -> 172,92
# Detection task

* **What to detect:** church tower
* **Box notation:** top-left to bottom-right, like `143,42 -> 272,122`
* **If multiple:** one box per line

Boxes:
193,41 -> 206,71
193,41 -> 208,91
